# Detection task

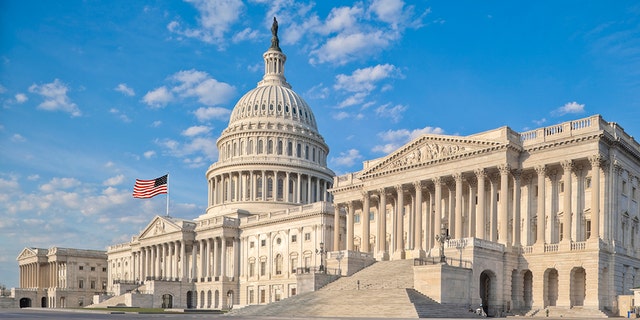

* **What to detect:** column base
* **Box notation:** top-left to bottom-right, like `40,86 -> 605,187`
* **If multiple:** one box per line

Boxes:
391,250 -> 405,260
375,251 -> 389,261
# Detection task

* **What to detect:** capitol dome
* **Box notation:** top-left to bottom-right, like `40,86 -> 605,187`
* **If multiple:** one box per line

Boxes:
203,18 -> 334,216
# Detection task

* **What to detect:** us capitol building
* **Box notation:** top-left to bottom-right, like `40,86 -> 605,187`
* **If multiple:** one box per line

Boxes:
13,20 -> 640,318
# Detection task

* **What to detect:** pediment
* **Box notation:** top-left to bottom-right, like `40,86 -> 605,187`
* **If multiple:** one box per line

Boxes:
16,247 -> 44,261
360,134 -> 504,177
139,216 -> 184,240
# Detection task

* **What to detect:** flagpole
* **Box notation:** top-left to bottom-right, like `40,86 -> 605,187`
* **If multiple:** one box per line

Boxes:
166,172 -> 170,217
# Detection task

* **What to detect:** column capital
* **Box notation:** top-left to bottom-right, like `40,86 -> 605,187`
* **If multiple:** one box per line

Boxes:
534,164 -> 547,176
474,168 -> 487,178
498,164 -> 511,175
361,190 -> 370,199
589,154 -> 604,168
511,168 -> 523,180
452,172 -> 463,183
432,176 -> 443,185
561,160 -> 574,172
465,175 -> 477,188
413,180 -> 425,190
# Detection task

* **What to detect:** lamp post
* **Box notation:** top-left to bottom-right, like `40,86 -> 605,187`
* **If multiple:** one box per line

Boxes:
335,251 -> 344,275
434,225 -> 451,263
316,242 -> 326,274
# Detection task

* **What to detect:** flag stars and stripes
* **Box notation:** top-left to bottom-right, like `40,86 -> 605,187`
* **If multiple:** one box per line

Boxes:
133,174 -> 168,199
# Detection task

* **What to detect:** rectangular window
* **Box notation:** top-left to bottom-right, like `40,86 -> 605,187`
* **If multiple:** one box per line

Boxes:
369,212 -> 375,221
623,180 -> 628,194
249,262 -> 255,277
291,257 -> 298,273
90,280 -> 96,289
91,267 -> 95,271
291,288 -> 297,296
291,234 -> 297,243
354,214 -> 360,223
586,220 -> 592,239
260,261 -> 266,276
79,266 -> 84,271
102,281 -> 107,290
633,187 -> 637,200
560,181 -> 564,193
260,289 -> 266,303
250,241 -> 255,248
249,290 -> 255,304
585,177 -> 592,189
261,239 -> 266,247
304,233 -> 311,241
78,280 -> 84,289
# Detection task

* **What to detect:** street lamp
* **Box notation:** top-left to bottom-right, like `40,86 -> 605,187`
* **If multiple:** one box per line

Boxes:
335,251 -> 344,275
434,225 -> 451,263
316,242 -> 326,273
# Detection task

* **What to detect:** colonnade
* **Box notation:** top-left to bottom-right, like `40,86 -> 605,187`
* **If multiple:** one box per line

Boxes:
130,237 -> 239,282
19,261 -> 68,289
208,170 -> 332,206
333,156 -> 606,258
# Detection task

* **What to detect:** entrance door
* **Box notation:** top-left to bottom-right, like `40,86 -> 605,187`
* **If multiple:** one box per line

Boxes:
161,294 -> 173,308
19,298 -> 31,308
479,270 -> 496,316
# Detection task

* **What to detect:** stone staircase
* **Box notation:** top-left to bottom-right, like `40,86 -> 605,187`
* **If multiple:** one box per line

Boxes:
525,306 -> 610,318
229,260 -> 481,318
86,293 -> 127,308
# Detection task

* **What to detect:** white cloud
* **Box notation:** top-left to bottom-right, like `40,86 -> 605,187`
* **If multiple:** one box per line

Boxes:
157,134 -> 218,168
11,134 -> 26,142
144,70 -> 235,108
143,150 -> 156,159
168,0 -> 245,47
232,27 -> 260,43
182,125 -> 212,137
193,106 -> 231,122
28,79 -> 81,117
103,175 -> 125,186
39,177 -> 82,193
143,86 -> 173,108
370,0 -> 405,26
109,108 -> 131,123
311,30 -> 395,65
552,101 -> 585,116
115,83 -> 135,96
375,103 -> 407,122
333,111 -> 350,120
331,149 -> 363,167
335,64 -> 401,93
14,93 -> 27,103
373,126 -> 444,154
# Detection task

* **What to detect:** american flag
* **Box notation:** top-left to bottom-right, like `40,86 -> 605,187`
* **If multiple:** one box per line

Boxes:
132,174 -> 168,199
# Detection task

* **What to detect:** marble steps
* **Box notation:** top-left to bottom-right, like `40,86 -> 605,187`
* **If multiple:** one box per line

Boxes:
323,259 -> 416,291
524,306 -> 609,318
86,293 -> 126,308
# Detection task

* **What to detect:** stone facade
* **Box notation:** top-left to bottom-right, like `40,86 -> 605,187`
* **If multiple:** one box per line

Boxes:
14,247 -> 108,308
330,114 -> 640,315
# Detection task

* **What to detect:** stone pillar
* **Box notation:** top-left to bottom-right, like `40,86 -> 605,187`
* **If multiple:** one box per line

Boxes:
347,202 -> 355,251
467,177 -> 477,238
499,164 -> 510,245
261,171 -> 266,201
213,237 -> 219,278
180,241 -> 186,280
362,191 -> 371,253
220,237 -> 227,280
273,171 -> 278,201
454,173 -> 463,239
285,172 -> 290,202
296,173 -> 301,203
191,243 -> 197,281
334,204 -> 341,251
589,155 -> 602,241
250,171 -> 255,201
513,169 -> 522,247
490,174 -> 499,242
433,177 -> 443,250
413,181 -> 425,258
561,160 -> 573,243
307,175 -> 312,203
393,185 -> 405,259
535,165 -> 546,246
475,169 -> 486,239
377,188 -> 389,260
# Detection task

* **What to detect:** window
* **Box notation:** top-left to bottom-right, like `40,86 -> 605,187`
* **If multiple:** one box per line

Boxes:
90,280 -> 96,289
586,177 -> 592,189
102,281 -> 107,290
287,142 -> 292,156
250,241 -> 255,248
305,145 -> 309,160
249,290 -> 255,304
304,233 -> 311,241
623,180 -> 628,194
261,239 -> 266,247
586,220 -> 592,239
260,261 -> 266,276
267,140 -> 273,154
276,237 -> 282,245
90,267 -> 95,271
102,267 -> 107,272
560,181 -> 564,193
260,289 -> 266,303
354,214 -> 360,223
291,257 -> 298,273
291,234 -> 297,243
275,255 -> 283,275
79,266 -> 84,271
633,187 -> 637,201
291,288 -> 296,296
257,140 -> 264,154
249,261 -> 255,277
277,141 -> 283,155
369,212 -> 375,221
78,279 -> 84,289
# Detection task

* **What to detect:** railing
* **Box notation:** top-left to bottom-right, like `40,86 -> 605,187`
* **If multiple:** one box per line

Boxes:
521,246 -> 534,254
414,257 -> 472,268
571,241 -> 586,251
519,115 -> 601,145
295,266 -> 341,275
544,243 -> 558,252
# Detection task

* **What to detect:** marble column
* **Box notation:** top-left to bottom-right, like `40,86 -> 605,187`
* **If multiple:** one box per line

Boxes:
589,155 -> 602,240
513,169 -> 522,247
535,165 -> 547,246
394,185 -> 405,259
347,202 -> 355,251
499,164 -> 510,245
561,160 -> 573,243
475,169 -> 486,239
334,204 -> 341,251
433,177 -> 443,250
454,173 -> 463,239
220,237 -> 227,280
413,181 -> 425,258
377,188 -> 388,260
362,191 -> 371,253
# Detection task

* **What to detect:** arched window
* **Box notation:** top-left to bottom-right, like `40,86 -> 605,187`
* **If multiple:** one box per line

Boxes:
267,139 -> 273,154
296,143 -> 301,158
277,140 -> 283,155
247,140 -> 253,154
257,140 -> 264,154
277,178 -> 284,200
267,177 -> 273,199
275,254 -> 283,275
305,145 -> 309,160
312,147 -> 316,161
257,177 -> 263,199
287,141 -> 292,156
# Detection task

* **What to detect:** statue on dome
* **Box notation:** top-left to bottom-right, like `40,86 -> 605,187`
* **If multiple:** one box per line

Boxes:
270,17 -> 281,51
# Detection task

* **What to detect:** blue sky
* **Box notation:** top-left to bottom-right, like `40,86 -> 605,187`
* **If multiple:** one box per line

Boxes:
1,1 -> 639,288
